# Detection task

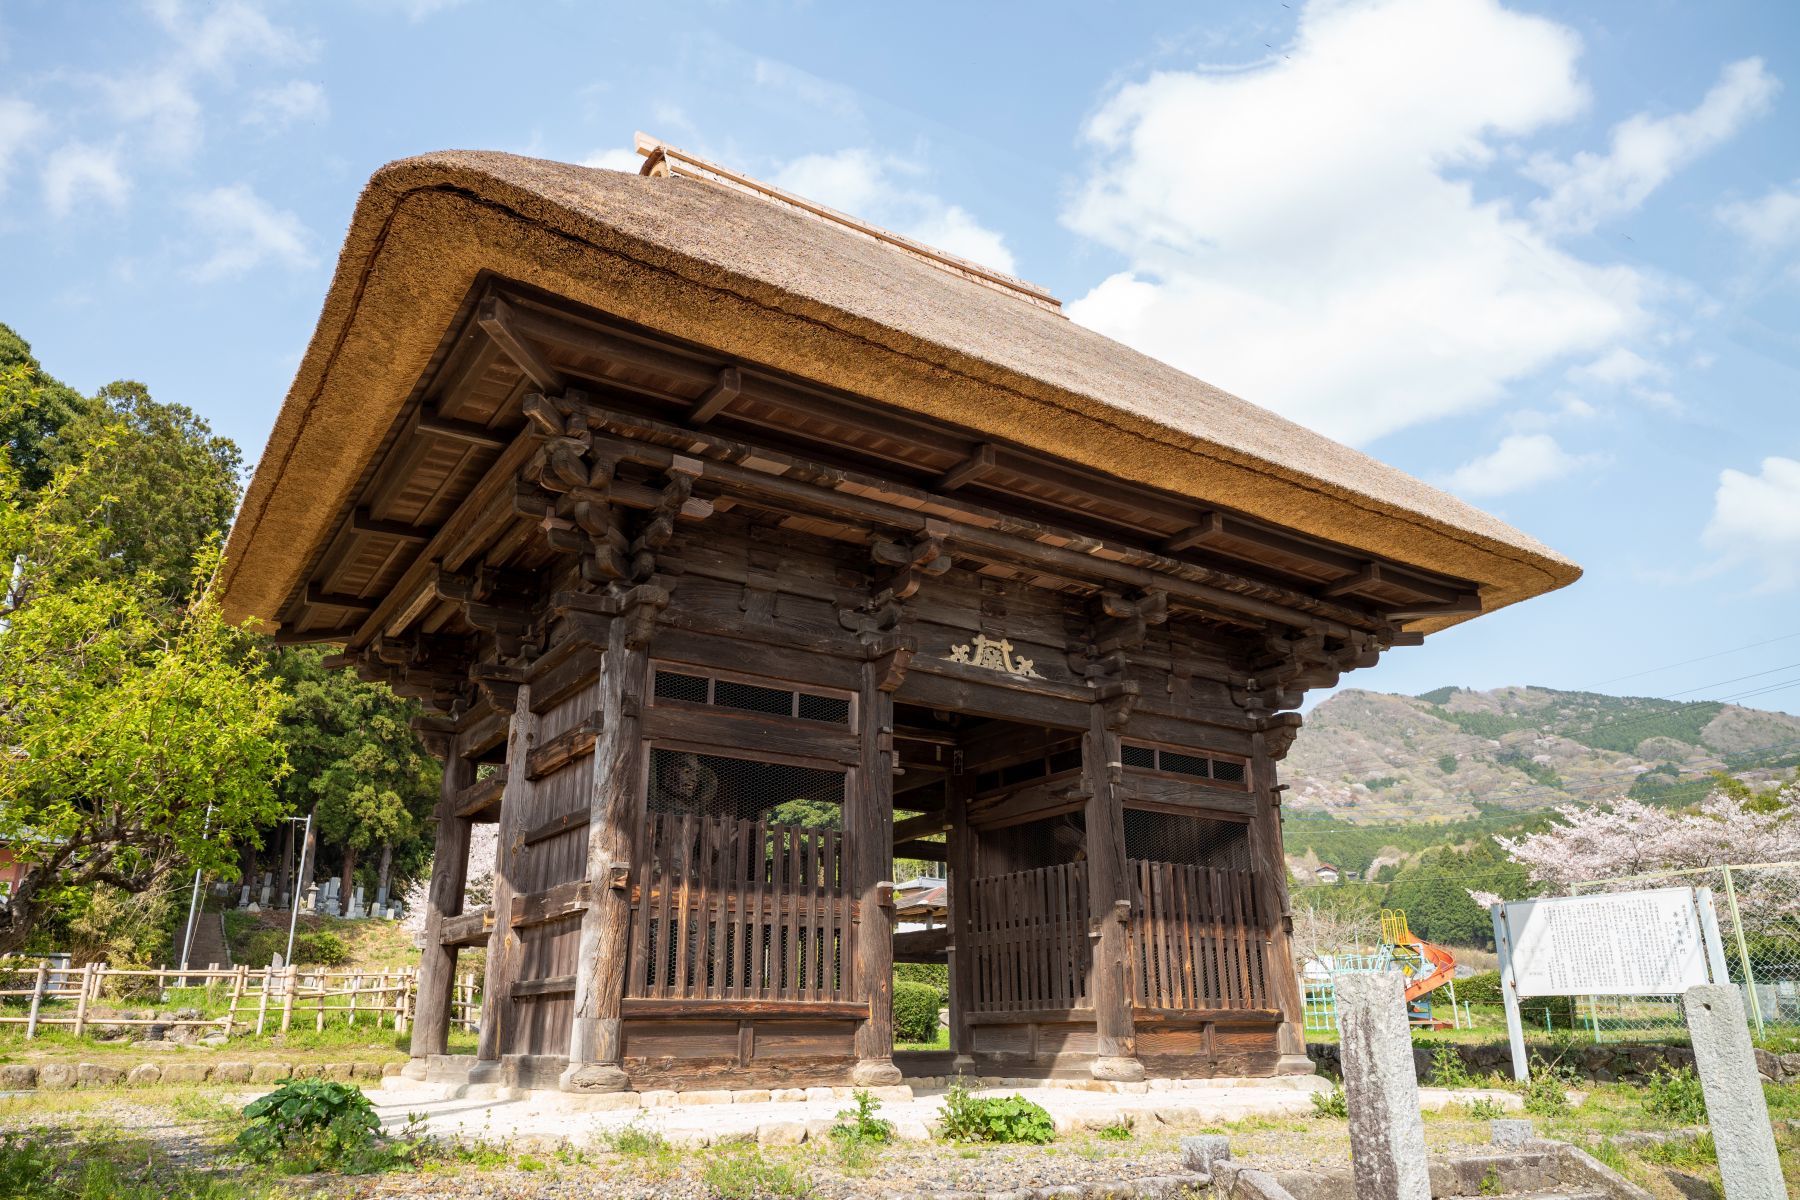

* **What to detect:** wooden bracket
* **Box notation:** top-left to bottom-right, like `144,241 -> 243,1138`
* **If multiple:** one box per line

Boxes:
688,366 -> 742,426
1097,680 -> 1140,732
617,583 -> 671,650
865,635 -> 916,693
478,295 -> 565,392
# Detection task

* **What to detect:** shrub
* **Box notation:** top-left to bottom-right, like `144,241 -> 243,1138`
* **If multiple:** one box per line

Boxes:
290,931 -> 349,966
1451,971 -> 1502,1006
832,1090 -> 893,1146
1643,1066 -> 1707,1125
938,1079 -> 1055,1144
1520,1070 -> 1568,1118
1467,1097 -> 1507,1119
892,980 -> 943,1044
1310,1086 -> 1348,1118
236,1079 -> 384,1172
893,962 -> 948,992
1430,1043 -> 1475,1088
701,1146 -> 812,1199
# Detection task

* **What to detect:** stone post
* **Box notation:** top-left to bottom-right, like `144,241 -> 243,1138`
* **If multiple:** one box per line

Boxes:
1683,984 -> 1784,1199
1337,972 -> 1429,1200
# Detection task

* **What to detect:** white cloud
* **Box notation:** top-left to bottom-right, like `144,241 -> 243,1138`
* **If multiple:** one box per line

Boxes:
108,1 -> 312,159
1569,347 -> 1662,387
774,148 -> 1018,275
0,96 -> 46,195
1704,456 -> 1800,591
245,80 -> 327,131
182,183 -> 313,280
1062,0 -> 1651,447
751,59 -> 861,119
42,142 -> 127,217
1717,181 -> 1800,248
1441,433 -> 1600,497
1529,58 -> 1778,235
372,0 -> 471,20
582,147 -> 642,172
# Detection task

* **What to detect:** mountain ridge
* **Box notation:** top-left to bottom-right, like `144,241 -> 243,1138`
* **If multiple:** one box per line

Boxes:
1284,684 -> 1800,826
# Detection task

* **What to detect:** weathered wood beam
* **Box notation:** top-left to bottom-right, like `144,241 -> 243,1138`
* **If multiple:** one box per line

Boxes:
306,584 -> 376,611
352,508 -> 433,542
418,409 -> 508,450
1386,595 -> 1482,620
273,626 -> 361,645
510,880 -> 591,929
619,998 -> 871,1020
452,773 -> 505,819
892,811 -> 950,843
511,974 -> 575,998
477,295 -> 565,392
1322,562 -> 1381,598
522,807 -> 589,847
439,907 -> 493,947
1163,512 -> 1225,553
688,365 -> 742,425
526,717 -> 601,780
936,443 -> 996,491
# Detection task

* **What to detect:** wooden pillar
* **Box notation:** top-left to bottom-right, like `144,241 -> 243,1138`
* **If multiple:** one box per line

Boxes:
476,684 -> 536,1074
408,740 -> 475,1062
1250,730 -> 1311,1072
849,654 -> 903,1086
562,589 -> 662,1092
946,765 -> 977,1067
1082,702 -> 1143,1082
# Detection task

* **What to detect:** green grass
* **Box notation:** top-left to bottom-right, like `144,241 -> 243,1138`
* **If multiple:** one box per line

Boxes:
895,1024 -> 950,1052
0,1131 -> 281,1200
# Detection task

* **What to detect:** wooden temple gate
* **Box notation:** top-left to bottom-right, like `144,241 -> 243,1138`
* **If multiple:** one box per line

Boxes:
219,144 -> 1574,1093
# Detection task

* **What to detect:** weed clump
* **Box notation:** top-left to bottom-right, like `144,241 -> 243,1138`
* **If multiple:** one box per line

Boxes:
938,1078 -> 1056,1144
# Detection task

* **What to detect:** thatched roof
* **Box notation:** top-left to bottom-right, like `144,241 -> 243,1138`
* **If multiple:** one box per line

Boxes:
219,150 -> 1578,629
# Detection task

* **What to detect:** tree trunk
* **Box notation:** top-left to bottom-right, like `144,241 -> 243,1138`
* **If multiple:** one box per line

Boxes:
340,847 -> 358,917
275,822 -> 293,907
376,843 -> 393,907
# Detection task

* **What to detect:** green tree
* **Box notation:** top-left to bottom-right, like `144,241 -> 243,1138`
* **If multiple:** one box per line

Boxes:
0,491 -> 287,955
272,648 -> 440,908
41,381 -> 242,600
1381,839 -> 1533,950
0,325 -> 91,494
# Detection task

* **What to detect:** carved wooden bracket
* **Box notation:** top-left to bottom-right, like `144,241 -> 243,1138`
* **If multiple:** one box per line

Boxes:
616,582 -> 671,650
1097,679 -> 1140,732
864,635 -> 917,693
869,535 -> 951,602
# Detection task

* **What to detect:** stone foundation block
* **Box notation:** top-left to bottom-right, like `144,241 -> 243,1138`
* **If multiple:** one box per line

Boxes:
733,1089 -> 773,1103
350,1062 -> 384,1079
249,1062 -> 290,1083
677,1089 -> 734,1106
0,1064 -> 38,1090
804,1086 -> 835,1103
381,1062 -> 404,1076
321,1062 -> 353,1080
127,1064 -> 162,1086
38,1063 -> 76,1090
771,1087 -> 806,1103
213,1061 -> 252,1084
568,1091 -> 640,1112
756,1120 -> 807,1146
78,1063 -> 126,1087
640,1089 -> 677,1108
160,1063 -> 212,1084
1181,1134 -> 1231,1175
1490,1119 -> 1534,1149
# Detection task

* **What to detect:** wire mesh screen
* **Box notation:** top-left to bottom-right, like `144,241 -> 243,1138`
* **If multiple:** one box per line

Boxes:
982,812 -> 1086,873
632,749 -> 851,1002
1123,808 -> 1250,871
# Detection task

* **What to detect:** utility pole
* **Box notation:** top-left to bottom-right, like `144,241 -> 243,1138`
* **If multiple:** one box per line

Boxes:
177,804 -> 215,988
283,810 -> 314,968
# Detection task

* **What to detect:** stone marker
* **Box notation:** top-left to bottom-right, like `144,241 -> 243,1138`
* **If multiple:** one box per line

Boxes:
1336,972 -> 1430,1200
1180,1134 -> 1231,1176
1683,984 -> 1784,1199
1490,1118 -> 1534,1148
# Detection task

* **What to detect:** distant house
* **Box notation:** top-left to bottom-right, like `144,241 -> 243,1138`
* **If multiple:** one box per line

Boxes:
1314,863 -> 1340,885
0,840 -> 24,902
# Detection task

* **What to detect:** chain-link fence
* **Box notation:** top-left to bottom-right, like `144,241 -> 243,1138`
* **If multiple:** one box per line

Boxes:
1571,860 -> 1800,1044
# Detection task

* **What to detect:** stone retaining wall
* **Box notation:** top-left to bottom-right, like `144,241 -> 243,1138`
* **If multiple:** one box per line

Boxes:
0,1060 -> 403,1091
1306,1039 -> 1800,1085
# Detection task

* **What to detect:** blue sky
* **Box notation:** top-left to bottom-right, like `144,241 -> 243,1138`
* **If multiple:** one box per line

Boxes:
3,0 -> 1798,714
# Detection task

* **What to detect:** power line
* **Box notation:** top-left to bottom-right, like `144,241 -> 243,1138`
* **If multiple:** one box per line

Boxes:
1580,630 -> 1800,689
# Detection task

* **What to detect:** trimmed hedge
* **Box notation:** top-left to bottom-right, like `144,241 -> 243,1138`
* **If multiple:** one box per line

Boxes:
893,980 -> 943,1043
894,962 -> 949,992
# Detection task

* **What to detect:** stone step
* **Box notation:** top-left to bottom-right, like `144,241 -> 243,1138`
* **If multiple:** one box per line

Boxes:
1441,1193 -> 1608,1200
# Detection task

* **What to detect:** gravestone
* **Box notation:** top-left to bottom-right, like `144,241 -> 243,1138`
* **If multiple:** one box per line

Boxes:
1336,972 -> 1430,1200
1684,984 -> 1783,1199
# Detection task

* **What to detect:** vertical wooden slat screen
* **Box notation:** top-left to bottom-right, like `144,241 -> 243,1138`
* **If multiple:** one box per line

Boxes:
1127,861 -> 1269,1012
626,812 -> 854,1003
967,862 -> 1091,1013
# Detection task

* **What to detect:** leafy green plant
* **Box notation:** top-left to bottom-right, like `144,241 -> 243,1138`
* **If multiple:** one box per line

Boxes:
1641,1131 -> 1717,1167
832,1090 -> 894,1147
1096,1118 -> 1135,1141
1309,1086 -> 1348,1118
235,1079 -> 385,1172
892,980 -> 943,1044
289,930 -> 349,966
1643,1065 -> 1707,1125
1467,1097 -> 1507,1120
938,1078 -> 1056,1144
1430,1043 -> 1475,1088
1478,1166 -> 1504,1195
604,1119 -> 680,1178
1520,1070 -> 1569,1118
700,1146 -> 812,1199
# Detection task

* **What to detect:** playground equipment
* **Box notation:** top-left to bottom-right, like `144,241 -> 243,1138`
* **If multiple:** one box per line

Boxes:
1301,907 -> 1460,1031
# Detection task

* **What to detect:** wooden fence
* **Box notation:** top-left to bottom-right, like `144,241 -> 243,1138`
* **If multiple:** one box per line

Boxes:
1127,861 -> 1268,1012
0,960 -> 483,1040
967,861 -> 1090,1014
627,812 -> 856,1002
